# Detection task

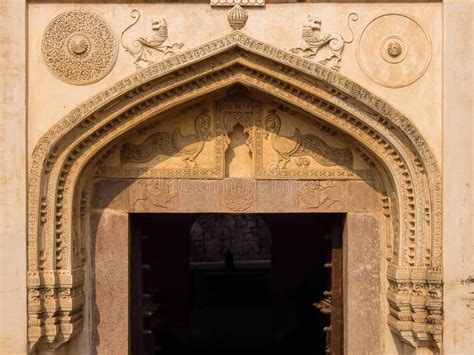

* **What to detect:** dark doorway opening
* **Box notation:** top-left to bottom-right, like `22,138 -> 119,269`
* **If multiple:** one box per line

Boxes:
130,213 -> 344,355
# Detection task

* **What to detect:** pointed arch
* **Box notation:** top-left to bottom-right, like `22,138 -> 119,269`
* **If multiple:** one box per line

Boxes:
27,32 -> 442,352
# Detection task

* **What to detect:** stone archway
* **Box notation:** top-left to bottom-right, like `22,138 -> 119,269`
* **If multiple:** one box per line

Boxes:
27,32 -> 442,353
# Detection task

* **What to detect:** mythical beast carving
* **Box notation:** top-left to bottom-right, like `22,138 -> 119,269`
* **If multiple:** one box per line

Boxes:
121,9 -> 184,69
290,13 -> 358,71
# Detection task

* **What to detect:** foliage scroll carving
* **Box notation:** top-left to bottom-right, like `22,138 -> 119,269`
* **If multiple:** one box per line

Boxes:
41,11 -> 118,85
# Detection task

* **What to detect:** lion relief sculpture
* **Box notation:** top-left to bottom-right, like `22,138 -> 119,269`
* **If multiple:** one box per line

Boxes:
121,9 -> 184,69
290,13 -> 358,71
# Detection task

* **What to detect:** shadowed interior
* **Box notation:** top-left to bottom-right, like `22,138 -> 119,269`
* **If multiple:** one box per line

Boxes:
130,213 -> 344,355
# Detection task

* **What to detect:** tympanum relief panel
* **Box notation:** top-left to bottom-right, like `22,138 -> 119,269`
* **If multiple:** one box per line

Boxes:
96,94 -> 372,181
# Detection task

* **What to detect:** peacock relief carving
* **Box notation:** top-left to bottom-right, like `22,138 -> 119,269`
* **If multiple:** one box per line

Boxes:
121,9 -> 184,69
120,110 -> 212,168
264,110 -> 353,169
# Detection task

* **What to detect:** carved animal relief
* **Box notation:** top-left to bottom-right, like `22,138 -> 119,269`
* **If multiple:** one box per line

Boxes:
258,109 -> 369,180
121,9 -> 184,69
264,110 -> 353,169
290,13 -> 358,71
298,181 -> 344,211
100,108 -> 221,178
98,93 -> 369,181
129,179 -> 178,211
121,110 -> 212,168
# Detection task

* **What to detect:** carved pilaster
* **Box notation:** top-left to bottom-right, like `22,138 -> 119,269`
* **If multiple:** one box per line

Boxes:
387,264 -> 443,351
27,269 -> 85,352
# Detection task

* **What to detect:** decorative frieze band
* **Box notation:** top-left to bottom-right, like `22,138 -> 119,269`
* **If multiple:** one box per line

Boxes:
211,0 -> 265,7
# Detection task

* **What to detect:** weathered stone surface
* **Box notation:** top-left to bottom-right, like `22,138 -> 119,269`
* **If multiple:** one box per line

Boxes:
90,178 -> 130,210
257,180 -> 299,212
442,2 -> 474,354
345,180 -> 381,212
0,1 -> 27,353
176,179 -> 219,212
91,212 -> 129,354
345,213 -> 383,355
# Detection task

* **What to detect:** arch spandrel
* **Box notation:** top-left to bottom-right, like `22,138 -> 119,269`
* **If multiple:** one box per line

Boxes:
27,32 -> 442,352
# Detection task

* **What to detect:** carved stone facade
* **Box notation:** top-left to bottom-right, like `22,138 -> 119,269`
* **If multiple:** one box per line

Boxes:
26,30 -> 443,353
4,2 -> 473,355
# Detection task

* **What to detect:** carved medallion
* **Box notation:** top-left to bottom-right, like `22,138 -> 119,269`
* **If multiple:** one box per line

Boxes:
358,14 -> 431,88
222,179 -> 255,211
41,11 -> 118,85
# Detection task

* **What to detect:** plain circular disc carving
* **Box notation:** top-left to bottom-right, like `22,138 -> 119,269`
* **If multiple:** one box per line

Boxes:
357,14 -> 431,88
41,11 -> 118,85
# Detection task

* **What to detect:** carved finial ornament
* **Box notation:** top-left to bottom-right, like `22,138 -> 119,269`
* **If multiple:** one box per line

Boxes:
227,5 -> 249,30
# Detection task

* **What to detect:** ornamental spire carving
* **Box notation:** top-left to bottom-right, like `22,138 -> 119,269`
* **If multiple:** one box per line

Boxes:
227,5 -> 249,30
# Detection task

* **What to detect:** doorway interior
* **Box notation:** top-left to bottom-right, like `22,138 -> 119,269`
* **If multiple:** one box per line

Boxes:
130,213 -> 344,355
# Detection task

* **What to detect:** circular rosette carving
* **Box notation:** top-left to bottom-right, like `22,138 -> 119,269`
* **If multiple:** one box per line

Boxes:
357,14 -> 431,88
41,11 -> 118,85
223,179 -> 255,211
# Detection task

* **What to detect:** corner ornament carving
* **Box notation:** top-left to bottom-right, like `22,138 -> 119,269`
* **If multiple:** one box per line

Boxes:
41,11 -> 118,85
290,13 -> 358,71
121,9 -> 184,69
